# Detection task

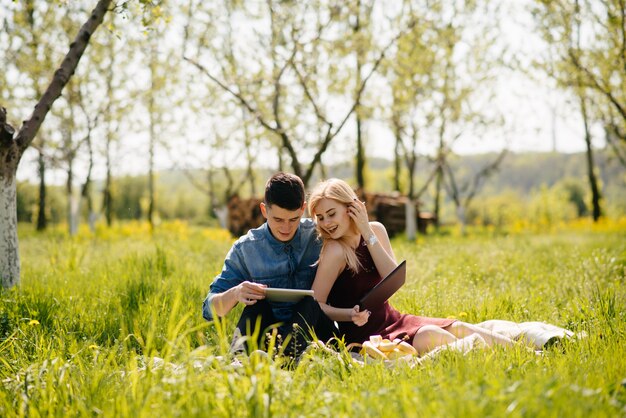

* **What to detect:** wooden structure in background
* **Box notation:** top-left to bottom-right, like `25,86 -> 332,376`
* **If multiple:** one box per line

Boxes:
226,195 -> 264,237
225,192 -> 437,238
355,190 -> 436,237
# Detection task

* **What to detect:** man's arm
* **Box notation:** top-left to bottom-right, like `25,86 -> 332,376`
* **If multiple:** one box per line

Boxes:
208,281 -> 267,318
203,243 -> 268,321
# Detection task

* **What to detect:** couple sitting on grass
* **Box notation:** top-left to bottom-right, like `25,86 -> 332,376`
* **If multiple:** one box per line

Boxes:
202,172 -> 519,360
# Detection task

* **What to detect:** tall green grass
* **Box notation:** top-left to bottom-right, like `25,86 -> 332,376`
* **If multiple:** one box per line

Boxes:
0,222 -> 624,417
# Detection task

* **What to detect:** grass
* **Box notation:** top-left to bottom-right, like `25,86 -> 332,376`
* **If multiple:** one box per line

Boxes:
0,221 -> 625,417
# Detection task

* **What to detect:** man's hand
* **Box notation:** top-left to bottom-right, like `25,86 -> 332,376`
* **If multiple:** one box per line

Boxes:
350,305 -> 371,326
235,281 -> 267,305
209,281 -> 267,317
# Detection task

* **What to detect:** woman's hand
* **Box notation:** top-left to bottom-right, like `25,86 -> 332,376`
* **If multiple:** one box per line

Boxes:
350,305 -> 371,326
347,198 -> 374,238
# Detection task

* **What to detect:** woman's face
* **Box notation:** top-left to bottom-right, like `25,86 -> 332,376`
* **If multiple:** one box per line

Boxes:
314,197 -> 353,240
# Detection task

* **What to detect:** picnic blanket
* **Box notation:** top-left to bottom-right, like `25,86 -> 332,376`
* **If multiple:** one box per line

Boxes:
475,320 -> 584,349
334,320 -> 584,367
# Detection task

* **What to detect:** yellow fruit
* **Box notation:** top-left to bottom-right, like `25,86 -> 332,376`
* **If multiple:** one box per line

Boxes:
396,341 -> 417,355
386,348 -> 408,360
369,335 -> 383,345
362,341 -> 387,360
378,341 -> 398,352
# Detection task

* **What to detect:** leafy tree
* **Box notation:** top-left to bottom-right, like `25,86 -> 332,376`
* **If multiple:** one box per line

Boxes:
531,0 -> 624,220
383,2 -> 437,200
3,0 -> 66,232
381,1 -> 506,234
183,0 -> 415,186
329,0 -> 378,189
0,0 -> 113,287
96,13 -> 133,228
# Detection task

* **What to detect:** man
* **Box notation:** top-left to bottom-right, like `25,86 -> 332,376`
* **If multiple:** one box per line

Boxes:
202,172 -> 337,357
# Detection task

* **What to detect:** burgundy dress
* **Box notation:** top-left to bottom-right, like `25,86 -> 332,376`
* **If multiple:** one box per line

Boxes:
327,238 -> 456,345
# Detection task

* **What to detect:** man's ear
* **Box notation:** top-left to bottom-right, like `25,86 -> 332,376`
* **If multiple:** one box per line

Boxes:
260,202 -> 268,219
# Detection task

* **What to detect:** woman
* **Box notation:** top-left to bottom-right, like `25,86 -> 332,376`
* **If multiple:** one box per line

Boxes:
308,178 -> 514,355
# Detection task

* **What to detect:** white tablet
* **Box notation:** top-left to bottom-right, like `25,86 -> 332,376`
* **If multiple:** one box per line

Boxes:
264,288 -> 315,302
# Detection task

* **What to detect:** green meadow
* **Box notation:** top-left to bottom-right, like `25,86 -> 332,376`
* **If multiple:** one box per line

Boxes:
1,221 -> 624,417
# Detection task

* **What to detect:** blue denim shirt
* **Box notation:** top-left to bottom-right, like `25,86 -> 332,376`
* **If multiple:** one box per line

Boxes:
202,218 -> 321,322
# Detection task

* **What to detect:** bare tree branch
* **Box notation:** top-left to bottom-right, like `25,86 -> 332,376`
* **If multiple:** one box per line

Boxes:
271,48 -> 302,176
414,162 -> 441,200
463,149 -> 507,208
567,48 -> 626,123
14,0 -> 113,153
290,62 -> 331,128
183,57 -> 279,135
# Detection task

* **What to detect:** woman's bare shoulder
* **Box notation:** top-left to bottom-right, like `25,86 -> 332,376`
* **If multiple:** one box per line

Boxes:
321,239 -> 344,259
319,240 -> 346,268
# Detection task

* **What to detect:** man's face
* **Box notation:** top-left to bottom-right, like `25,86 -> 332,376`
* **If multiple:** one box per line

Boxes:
260,202 -> 305,242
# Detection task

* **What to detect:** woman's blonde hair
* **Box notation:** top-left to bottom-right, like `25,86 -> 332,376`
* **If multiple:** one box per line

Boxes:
308,178 -> 362,273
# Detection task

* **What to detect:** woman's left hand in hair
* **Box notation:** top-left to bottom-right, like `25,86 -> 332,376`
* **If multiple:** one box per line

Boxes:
347,198 -> 374,238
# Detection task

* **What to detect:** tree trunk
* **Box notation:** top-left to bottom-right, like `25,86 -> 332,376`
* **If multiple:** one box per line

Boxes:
456,205 -> 466,236
206,168 -> 216,218
319,159 -> 327,179
36,149 -> 47,230
354,4 -> 365,190
67,159 -> 78,236
404,142 -> 418,241
245,144 -> 256,196
103,155 -> 113,226
581,98 -> 602,221
0,176 -> 20,288
356,116 -> 365,189
277,146 -> 284,172
103,116 -> 113,226
0,0 -> 111,288
81,135 -> 95,232
393,135 -> 401,192
1,110 -> 20,288
148,135 -> 155,229
407,154 -> 416,200
29,1 -> 46,232
103,30 -> 115,227
405,199 -> 416,241
148,41 -> 157,230
433,115 -> 447,231
433,165 -> 443,231
69,196 -> 79,236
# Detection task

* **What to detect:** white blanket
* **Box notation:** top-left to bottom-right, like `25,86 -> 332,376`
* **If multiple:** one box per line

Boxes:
341,320 -> 584,367
475,320 -> 584,349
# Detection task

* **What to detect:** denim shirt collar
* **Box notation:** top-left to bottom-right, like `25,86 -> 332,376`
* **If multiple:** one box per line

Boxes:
262,222 -> 304,256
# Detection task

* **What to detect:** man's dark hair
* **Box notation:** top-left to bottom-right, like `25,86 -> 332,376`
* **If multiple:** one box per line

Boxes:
264,172 -> 305,210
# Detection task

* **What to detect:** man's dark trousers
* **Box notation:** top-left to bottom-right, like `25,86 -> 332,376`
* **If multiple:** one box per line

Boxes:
234,296 -> 338,356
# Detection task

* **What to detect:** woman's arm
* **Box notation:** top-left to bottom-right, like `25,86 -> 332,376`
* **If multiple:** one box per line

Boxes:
348,199 -> 397,278
312,242 -> 370,325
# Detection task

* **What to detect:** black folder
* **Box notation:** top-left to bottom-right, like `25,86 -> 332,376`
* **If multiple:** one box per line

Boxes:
358,260 -> 406,311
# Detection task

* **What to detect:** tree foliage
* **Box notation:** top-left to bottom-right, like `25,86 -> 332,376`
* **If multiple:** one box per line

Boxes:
532,0 -> 626,160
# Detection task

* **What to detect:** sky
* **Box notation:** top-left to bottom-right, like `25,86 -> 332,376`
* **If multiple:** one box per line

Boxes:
13,0 -> 608,186
364,0 -> 604,160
